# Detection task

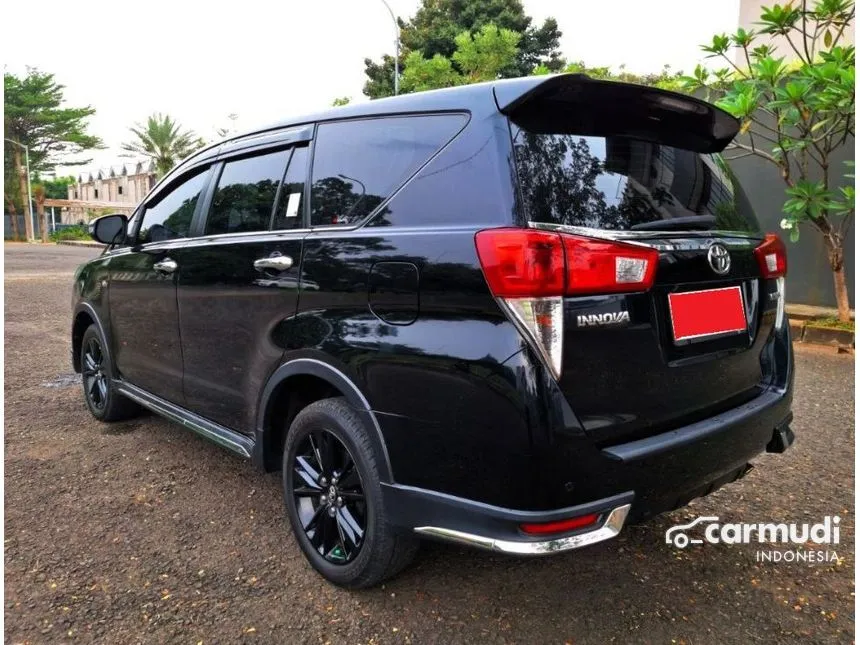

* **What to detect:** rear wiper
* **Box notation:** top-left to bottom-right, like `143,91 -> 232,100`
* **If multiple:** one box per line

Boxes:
630,216 -> 716,231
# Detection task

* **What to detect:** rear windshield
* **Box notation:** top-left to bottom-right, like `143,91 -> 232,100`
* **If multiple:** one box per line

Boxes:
510,125 -> 760,233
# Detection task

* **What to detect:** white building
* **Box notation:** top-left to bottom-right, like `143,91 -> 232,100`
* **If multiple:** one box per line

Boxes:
69,160 -> 157,205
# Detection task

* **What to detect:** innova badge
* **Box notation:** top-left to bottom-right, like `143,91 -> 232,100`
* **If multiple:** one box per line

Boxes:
707,243 -> 731,275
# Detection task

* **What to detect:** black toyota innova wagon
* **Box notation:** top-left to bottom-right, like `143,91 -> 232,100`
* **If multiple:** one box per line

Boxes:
73,73 -> 794,588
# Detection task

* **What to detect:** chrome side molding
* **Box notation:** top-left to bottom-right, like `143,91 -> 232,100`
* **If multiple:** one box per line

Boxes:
115,381 -> 254,458
414,503 -> 631,555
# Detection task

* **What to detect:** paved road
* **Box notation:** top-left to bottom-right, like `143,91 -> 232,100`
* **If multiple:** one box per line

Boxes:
4,243 -> 855,644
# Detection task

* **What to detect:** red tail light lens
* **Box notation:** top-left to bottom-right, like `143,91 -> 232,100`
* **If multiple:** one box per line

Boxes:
475,228 -> 658,297
474,229 -> 565,297
520,513 -> 601,535
754,233 -> 788,278
562,236 -> 659,295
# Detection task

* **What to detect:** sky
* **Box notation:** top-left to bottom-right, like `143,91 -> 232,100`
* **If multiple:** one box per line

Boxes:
4,0 -> 740,176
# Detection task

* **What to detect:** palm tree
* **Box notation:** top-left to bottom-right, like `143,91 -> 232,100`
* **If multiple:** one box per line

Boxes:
121,113 -> 205,178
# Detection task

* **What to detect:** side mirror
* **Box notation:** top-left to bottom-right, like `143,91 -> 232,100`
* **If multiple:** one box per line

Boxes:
89,214 -> 128,246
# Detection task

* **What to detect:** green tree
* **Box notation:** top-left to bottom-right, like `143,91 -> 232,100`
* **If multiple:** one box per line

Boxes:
453,24 -> 521,82
401,52 -> 463,93
33,174 -> 76,199
121,113 -> 205,178
401,24 -> 520,92
331,97 -> 351,107
363,0 -> 563,98
682,0 -> 855,321
4,68 -> 101,239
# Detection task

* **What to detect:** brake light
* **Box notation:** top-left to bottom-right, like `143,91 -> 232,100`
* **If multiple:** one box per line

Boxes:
754,233 -> 788,278
474,229 -> 565,297
520,512 -> 601,535
475,228 -> 659,380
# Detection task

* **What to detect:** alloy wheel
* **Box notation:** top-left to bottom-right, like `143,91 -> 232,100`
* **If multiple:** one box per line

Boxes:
292,429 -> 366,564
82,337 -> 108,410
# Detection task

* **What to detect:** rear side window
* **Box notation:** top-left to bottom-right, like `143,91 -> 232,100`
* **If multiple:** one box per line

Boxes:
310,114 -> 466,227
138,169 -> 208,244
205,149 -> 291,235
511,127 -> 760,233
272,146 -> 309,231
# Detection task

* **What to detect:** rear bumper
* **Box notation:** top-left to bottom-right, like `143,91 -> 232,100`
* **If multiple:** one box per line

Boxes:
382,385 -> 793,552
382,484 -> 635,554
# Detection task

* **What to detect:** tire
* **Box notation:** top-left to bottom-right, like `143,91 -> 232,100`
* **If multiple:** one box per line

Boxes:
80,324 -> 139,422
282,397 -> 418,588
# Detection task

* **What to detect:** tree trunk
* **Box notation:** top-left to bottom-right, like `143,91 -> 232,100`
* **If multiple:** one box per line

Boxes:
832,264 -> 851,324
5,196 -> 20,241
38,201 -> 48,243
13,148 -> 34,241
826,238 -> 852,323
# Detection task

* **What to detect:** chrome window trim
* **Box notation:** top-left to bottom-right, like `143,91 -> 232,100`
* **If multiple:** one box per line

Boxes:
182,229 -> 313,247
414,503 -> 631,555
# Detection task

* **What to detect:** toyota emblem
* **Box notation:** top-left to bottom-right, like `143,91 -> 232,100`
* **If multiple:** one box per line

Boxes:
707,243 -> 731,275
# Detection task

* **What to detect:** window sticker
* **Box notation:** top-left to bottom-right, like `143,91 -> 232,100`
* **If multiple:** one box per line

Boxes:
285,192 -> 302,218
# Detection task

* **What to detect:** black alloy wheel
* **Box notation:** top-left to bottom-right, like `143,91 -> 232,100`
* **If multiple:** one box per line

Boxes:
79,324 -> 139,422
82,336 -> 109,411
292,429 -> 367,564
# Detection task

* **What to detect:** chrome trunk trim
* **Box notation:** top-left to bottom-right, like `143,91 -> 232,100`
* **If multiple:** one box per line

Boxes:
527,222 -> 761,251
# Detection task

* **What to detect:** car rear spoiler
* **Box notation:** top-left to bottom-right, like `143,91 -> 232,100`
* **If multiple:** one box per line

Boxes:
494,74 -> 739,154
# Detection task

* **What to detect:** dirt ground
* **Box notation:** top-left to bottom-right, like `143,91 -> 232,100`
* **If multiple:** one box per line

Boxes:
4,243 -> 856,644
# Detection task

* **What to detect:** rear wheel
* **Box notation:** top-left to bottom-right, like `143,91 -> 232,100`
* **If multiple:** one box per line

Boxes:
282,397 -> 418,588
80,325 -> 139,422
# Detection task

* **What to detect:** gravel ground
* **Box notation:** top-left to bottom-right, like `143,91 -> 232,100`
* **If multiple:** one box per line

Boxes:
4,243 -> 855,644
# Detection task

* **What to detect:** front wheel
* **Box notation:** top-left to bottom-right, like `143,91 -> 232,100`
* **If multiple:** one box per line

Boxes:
80,324 -> 139,422
282,397 -> 418,588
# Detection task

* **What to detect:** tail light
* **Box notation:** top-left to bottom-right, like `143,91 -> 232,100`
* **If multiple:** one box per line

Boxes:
754,233 -> 788,278
754,233 -> 788,330
475,228 -> 659,378
562,236 -> 658,295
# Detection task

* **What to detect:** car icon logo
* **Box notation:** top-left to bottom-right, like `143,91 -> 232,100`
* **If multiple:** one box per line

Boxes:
665,516 -> 720,548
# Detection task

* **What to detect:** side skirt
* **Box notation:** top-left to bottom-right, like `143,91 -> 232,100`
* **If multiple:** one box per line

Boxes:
115,381 -> 254,458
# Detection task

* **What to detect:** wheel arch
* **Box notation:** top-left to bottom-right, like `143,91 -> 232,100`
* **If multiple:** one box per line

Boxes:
72,303 -> 111,374
254,357 -> 393,483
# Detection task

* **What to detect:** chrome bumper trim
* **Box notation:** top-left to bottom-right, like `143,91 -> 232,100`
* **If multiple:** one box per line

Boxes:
414,503 -> 631,555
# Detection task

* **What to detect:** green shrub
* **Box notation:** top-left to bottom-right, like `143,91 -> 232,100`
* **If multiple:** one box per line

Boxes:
49,225 -> 91,242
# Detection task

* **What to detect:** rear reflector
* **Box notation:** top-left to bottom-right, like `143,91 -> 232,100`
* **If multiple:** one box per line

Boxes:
754,233 -> 787,278
520,513 -> 601,535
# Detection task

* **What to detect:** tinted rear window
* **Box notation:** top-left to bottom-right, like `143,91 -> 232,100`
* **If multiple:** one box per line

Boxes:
310,114 -> 466,227
511,126 -> 760,233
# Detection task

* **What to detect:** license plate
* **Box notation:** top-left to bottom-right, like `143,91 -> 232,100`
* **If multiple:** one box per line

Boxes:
668,286 -> 746,343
